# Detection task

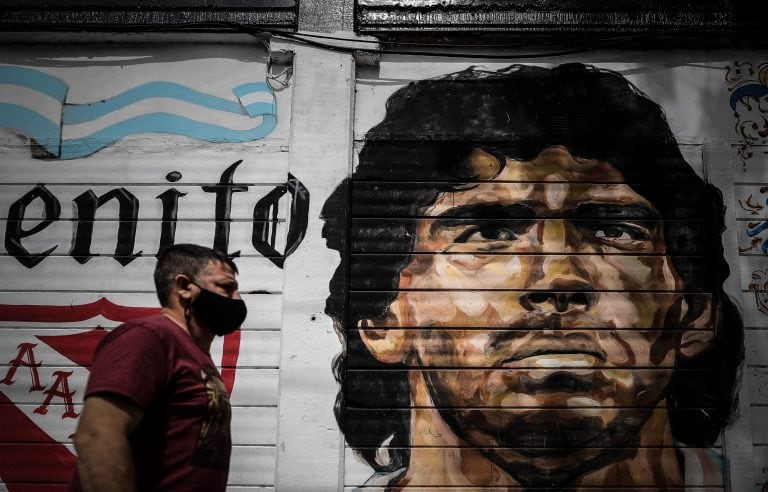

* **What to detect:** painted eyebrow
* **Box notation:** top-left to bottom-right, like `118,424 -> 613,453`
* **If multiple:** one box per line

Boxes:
430,204 -> 535,235
429,203 -> 659,236
565,203 -> 661,221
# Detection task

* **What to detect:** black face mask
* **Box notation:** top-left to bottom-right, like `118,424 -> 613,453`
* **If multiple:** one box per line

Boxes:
190,283 -> 247,336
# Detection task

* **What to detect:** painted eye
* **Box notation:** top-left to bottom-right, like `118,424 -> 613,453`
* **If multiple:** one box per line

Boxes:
591,223 -> 651,242
455,224 -> 518,243
594,226 -> 632,240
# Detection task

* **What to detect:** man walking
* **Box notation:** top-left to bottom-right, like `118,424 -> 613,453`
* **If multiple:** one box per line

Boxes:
70,243 -> 246,491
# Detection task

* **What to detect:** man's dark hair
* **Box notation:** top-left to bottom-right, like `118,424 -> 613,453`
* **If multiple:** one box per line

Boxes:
321,63 -> 744,473
154,243 -> 238,306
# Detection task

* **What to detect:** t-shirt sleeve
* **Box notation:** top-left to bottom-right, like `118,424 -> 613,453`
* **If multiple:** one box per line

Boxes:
85,324 -> 168,411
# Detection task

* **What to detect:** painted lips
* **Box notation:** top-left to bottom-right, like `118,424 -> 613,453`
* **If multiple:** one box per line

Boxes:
494,313 -> 610,368
519,353 -> 600,368
503,351 -> 603,368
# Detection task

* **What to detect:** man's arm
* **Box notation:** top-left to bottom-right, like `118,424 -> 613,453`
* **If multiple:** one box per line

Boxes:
73,394 -> 144,492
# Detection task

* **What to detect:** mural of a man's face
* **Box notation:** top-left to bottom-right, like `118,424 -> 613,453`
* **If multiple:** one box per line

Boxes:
360,145 -> 712,482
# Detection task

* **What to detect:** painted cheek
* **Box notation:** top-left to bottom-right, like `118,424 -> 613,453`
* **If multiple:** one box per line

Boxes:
601,329 -> 674,369
629,293 -> 669,329
452,331 -> 493,366
597,330 -> 635,366
450,370 -> 490,406
486,257 -> 534,322
404,291 -> 459,325
439,255 -> 524,288
594,293 -> 641,328
610,256 -> 656,288
422,255 -> 525,320
449,291 -> 494,318
415,332 -> 448,366
490,293 -> 527,324
610,256 -> 678,292
444,254 -> 498,276
587,258 -> 631,291
415,330 -> 454,366
658,258 -> 683,290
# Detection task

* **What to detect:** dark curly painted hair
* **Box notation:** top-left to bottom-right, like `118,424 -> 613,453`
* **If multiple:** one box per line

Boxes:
321,63 -> 744,473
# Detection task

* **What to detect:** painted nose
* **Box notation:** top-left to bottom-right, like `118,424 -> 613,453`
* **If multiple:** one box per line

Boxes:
520,255 -> 597,313
540,219 -> 588,253
520,287 -> 595,313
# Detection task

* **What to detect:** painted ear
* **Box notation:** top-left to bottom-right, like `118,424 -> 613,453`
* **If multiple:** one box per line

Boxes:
678,296 -> 715,359
357,318 -> 409,364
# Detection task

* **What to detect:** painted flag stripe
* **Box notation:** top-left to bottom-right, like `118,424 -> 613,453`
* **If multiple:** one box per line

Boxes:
62,81 -> 252,124
59,113 -> 277,159
0,103 -> 61,156
0,66 -> 277,159
61,97 -> 273,140
0,66 -> 68,101
0,84 -> 64,124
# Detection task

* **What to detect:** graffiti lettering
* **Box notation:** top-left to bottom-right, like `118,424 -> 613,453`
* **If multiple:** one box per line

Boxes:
33,370 -> 79,419
202,160 -> 249,257
71,188 -> 141,265
253,173 -> 310,268
156,186 -> 187,257
4,184 -> 61,268
4,162 -> 310,268
1,343 -> 80,419
0,342 -> 45,391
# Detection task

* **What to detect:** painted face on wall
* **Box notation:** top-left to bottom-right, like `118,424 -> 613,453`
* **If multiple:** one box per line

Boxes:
360,145 -> 712,483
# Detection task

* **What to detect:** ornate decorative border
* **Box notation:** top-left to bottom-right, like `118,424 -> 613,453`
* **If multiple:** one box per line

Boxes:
726,61 -> 768,167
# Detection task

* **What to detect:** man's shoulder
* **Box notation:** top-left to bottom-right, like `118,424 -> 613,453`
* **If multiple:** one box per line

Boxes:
99,314 -> 177,349
115,314 -> 175,331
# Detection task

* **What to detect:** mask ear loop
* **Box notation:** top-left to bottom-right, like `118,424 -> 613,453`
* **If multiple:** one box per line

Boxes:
183,279 -> 196,322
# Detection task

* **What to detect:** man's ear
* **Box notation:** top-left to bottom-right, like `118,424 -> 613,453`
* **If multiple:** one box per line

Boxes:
357,299 -> 410,364
678,296 -> 716,359
174,274 -> 194,304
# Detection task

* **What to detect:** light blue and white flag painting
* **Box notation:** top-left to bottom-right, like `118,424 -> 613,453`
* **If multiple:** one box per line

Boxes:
0,65 -> 277,160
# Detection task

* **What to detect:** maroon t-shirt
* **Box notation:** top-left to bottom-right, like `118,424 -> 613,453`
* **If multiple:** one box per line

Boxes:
70,315 -> 232,491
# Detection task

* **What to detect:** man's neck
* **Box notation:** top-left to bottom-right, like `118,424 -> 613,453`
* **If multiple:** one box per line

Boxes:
160,306 -> 214,353
398,371 -> 707,489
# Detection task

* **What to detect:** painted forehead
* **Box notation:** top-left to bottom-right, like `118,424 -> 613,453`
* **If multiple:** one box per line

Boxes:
424,147 -> 653,215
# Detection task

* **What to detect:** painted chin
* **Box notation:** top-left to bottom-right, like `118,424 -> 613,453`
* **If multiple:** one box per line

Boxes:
480,438 -> 640,489
450,406 -> 647,466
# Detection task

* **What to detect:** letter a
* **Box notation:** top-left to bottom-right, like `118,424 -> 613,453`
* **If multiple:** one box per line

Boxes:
34,370 -> 80,419
0,342 -> 45,391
